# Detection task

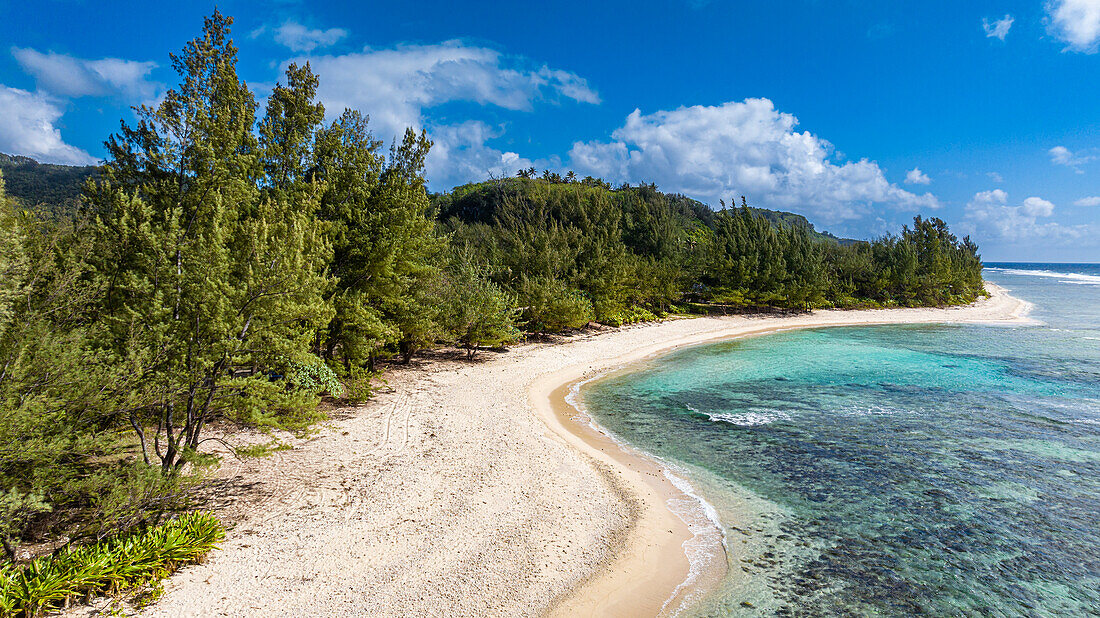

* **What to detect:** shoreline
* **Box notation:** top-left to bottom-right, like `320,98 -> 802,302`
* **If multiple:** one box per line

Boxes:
530,283 -> 1035,616
118,283 -> 1033,617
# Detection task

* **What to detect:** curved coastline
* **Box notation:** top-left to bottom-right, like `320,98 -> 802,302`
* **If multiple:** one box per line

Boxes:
532,283 -> 1035,616
126,284 -> 1033,617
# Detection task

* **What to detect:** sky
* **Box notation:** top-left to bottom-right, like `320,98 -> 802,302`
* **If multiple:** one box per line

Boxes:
1,0 -> 1098,261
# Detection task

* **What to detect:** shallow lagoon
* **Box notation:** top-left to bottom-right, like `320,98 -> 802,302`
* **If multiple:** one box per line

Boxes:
584,265 -> 1100,615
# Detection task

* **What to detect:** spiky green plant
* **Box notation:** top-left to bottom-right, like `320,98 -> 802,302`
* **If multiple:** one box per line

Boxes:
0,512 -> 223,617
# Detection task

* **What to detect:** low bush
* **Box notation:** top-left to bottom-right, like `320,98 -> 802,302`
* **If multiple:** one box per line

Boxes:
286,356 -> 345,398
0,511 -> 224,617
516,276 -> 594,333
597,305 -> 659,327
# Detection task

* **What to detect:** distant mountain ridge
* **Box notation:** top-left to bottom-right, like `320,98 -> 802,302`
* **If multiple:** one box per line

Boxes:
0,153 -> 100,216
1,153 -> 855,244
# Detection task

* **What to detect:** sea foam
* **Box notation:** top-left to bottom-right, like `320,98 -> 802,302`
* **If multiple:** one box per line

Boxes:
565,376 -> 727,616
985,267 -> 1100,286
659,467 -> 727,616
690,403 -> 791,426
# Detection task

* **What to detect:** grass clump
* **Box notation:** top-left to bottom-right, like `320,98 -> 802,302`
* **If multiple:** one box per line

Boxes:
0,511 -> 224,617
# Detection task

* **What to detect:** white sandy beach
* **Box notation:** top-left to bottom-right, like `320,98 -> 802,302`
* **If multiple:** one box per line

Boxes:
128,284 -> 1032,617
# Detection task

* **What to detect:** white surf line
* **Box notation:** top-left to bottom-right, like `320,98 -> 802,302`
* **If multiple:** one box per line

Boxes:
563,369 -> 729,617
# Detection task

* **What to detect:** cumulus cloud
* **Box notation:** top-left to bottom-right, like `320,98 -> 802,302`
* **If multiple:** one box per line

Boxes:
423,121 -> 535,189
272,21 -> 348,52
566,99 -> 938,222
1075,196 -> 1100,206
11,47 -> 159,101
1048,145 -> 1095,172
964,189 -> 1091,242
298,41 -> 599,140
294,41 -> 598,187
905,167 -> 931,185
983,14 -> 1015,40
0,85 -> 95,165
1021,196 -> 1056,217
1046,0 -> 1100,53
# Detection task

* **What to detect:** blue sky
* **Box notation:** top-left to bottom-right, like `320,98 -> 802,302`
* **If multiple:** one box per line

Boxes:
1,0 -> 1098,261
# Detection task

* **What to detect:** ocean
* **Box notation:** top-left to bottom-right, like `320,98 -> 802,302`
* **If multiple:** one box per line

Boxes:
580,263 -> 1100,616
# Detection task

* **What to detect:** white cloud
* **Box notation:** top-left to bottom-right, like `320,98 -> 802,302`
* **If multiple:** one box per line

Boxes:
973,189 -> 1010,205
299,41 -> 599,140
1074,196 -> 1100,206
905,167 -> 931,185
987,171 -> 1004,183
273,21 -> 348,53
566,99 -> 939,222
11,47 -> 159,100
1046,0 -> 1100,53
534,66 -> 601,105
295,41 -> 598,188
1048,145 -> 1095,172
964,189 -> 1091,242
983,14 -> 1015,40
0,85 -> 95,165
423,121 -> 535,189
1022,196 -> 1056,217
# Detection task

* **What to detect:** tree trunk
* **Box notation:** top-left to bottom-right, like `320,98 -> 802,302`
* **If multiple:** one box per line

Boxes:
161,402 -> 177,475
130,412 -> 150,466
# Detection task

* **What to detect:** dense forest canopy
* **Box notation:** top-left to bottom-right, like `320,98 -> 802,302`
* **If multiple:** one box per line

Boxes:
0,11 -> 985,567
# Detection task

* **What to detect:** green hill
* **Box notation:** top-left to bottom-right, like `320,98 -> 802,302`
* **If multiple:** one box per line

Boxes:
0,153 -> 100,217
433,177 -> 857,245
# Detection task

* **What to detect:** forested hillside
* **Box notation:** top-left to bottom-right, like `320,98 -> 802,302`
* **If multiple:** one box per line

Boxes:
0,10 -> 984,592
0,153 -> 99,217
436,178 -> 984,329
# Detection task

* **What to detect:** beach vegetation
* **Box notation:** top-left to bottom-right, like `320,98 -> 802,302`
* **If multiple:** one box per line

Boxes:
0,512 -> 223,617
439,248 -> 522,358
0,9 -> 985,577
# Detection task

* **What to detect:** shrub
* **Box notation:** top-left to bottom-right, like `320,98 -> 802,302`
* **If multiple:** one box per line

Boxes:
598,305 -> 659,327
0,511 -> 224,616
516,276 -> 594,333
440,250 -> 522,358
342,367 -> 377,403
286,356 -> 345,398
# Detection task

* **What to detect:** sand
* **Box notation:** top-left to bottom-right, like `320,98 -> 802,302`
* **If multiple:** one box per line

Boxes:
129,283 -> 1032,617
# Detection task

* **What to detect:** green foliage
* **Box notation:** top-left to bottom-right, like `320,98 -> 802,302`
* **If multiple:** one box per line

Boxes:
0,171 -> 25,335
437,179 -> 984,324
0,512 -> 224,617
439,250 -> 522,358
233,440 -> 292,458
315,113 -> 445,367
1,180 -> 192,554
0,11 -> 987,584
286,356 -> 345,398
341,367 -> 378,403
596,305 -> 659,328
0,491 -> 50,558
86,12 -> 332,475
515,276 -> 594,333
0,154 -> 98,219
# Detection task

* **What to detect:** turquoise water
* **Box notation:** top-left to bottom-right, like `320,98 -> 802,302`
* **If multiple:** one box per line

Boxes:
583,264 -> 1100,616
